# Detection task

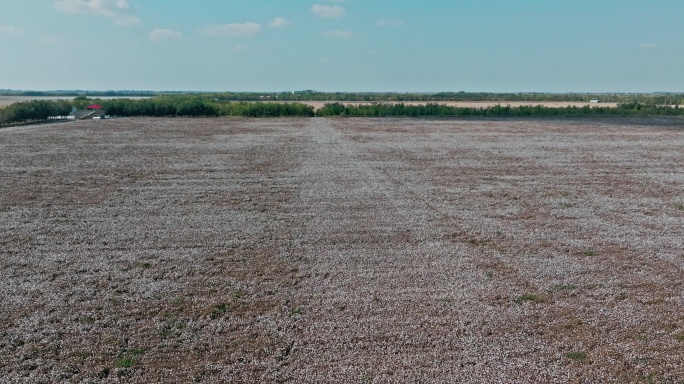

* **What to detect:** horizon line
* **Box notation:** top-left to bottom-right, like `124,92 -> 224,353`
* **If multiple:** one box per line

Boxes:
2,89 -> 683,95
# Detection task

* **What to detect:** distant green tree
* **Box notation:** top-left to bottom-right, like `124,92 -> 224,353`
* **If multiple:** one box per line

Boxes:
72,96 -> 91,109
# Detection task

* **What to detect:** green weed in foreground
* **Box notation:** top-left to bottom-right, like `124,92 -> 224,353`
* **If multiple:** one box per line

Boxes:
210,303 -> 230,319
553,283 -> 577,291
565,351 -> 588,361
115,348 -> 145,368
171,297 -> 185,306
157,315 -> 187,338
115,358 -> 134,368
515,293 -> 541,304
77,315 -> 96,324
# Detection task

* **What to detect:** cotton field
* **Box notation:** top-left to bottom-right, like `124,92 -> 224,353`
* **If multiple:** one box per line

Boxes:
1,117 -> 683,383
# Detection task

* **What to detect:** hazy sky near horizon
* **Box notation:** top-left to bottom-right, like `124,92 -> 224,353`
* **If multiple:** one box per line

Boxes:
1,0 -> 682,92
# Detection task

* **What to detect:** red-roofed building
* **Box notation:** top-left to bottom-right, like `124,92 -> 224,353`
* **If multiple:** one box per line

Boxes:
73,105 -> 106,120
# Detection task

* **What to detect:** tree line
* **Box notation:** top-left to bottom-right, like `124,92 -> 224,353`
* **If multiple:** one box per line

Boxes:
101,96 -> 315,117
277,91 -> 684,105
0,100 -> 72,126
316,102 -> 684,117
1,96 -> 316,126
2,97 -> 683,127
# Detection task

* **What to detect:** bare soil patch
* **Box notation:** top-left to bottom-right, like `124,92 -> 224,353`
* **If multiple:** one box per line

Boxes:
1,117 -> 683,382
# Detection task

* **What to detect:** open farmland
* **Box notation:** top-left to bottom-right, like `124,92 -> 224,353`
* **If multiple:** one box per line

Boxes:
1,117 -> 683,383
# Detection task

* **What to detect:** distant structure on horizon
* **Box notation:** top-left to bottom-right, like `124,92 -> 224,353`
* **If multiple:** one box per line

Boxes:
71,104 -> 106,120
590,99 -> 601,103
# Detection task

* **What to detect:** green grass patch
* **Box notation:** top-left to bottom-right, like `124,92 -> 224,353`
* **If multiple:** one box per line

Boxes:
515,293 -> 541,304
76,315 -> 96,324
157,315 -> 186,338
553,283 -> 577,291
564,351 -> 588,361
115,348 -> 145,369
210,303 -> 230,319
115,358 -> 134,368
127,348 -> 145,357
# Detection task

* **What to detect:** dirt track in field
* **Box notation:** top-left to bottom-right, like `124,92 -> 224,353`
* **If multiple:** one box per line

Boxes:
1,117 -> 683,383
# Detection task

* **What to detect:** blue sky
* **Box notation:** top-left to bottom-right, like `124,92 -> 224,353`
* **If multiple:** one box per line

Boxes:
1,0 -> 682,92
